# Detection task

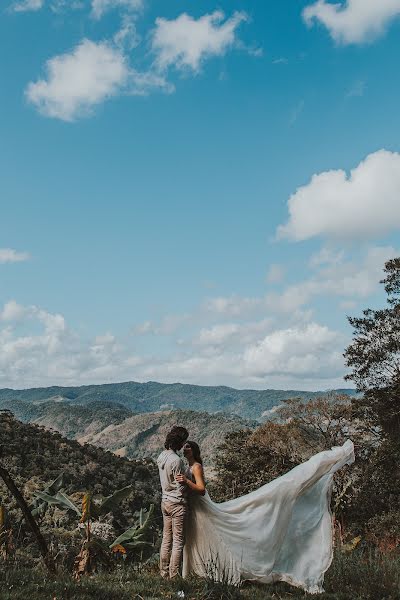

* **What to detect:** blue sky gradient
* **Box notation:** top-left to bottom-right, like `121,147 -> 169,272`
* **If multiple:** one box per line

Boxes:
1,0 -> 400,389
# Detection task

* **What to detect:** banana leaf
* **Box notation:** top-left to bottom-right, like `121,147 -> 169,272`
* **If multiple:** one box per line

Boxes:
122,540 -> 152,549
46,472 -> 65,496
110,504 -> 154,549
33,491 -> 81,516
30,472 -> 65,518
97,485 -> 134,517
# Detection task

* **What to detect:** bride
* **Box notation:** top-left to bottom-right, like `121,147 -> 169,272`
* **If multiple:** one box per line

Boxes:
176,438 -> 354,594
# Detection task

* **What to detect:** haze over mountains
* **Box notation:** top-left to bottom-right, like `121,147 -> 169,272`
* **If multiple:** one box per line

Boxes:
0,381 -> 356,464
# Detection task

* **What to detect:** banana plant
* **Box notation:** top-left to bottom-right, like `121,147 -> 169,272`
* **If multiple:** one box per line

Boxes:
30,472 -> 66,519
33,484 -> 134,520
33,485 -> 135,577
110,504 -> 154,552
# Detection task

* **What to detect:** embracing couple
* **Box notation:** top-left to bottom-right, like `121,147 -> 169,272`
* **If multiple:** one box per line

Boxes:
157,424 -> 355,594
156,425 -> 203,579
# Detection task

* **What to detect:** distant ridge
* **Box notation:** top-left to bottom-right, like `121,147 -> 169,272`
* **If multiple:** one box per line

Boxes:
0,380 -> 357,422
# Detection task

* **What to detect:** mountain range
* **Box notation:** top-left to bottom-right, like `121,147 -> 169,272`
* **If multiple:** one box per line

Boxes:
0,380 -> 357,421
0,381 -> 357,465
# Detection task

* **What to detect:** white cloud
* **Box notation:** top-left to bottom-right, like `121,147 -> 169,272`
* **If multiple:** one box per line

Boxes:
0,300 -> 30,322
204,295 -> 262,317
269,246 -> 398,312
12,0 -> 43,12
201,246 -> 397,319
25,38 -> 170,121
0,300 -> 144,387
0,248 -> 30,264
266,263 -> 285,284
243,323 -> 343,379
151,10 -> 248,72
113,15 -> 140,50
0,295 -> 348,390
91,0 -> 142,20
309,247 -> 345,268
135,314 -> 190,336
26,39 -> 129,121
140,321 -> 346,390
303,0 -> 400,44
277,150 -> 400,241
193,319 -> 273,348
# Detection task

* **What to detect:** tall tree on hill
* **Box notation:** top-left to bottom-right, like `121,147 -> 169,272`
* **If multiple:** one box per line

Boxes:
344,257 -> 400,439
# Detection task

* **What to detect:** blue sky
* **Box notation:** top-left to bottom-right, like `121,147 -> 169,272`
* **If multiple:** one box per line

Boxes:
1,0 -> 400,390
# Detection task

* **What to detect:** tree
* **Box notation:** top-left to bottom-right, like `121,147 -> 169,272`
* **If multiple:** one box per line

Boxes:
344,257 -> 400,438
211,395 -> 377,534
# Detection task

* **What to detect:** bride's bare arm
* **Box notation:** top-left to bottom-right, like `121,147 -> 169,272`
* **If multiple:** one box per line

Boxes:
176,464 -> 206,496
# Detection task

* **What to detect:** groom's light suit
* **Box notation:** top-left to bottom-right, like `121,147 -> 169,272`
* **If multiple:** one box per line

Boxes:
157,449 -> 187,578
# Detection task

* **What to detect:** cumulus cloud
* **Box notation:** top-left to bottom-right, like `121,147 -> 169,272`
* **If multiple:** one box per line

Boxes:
25,38 -> 170,121
277,150 -> 400,241
0,248 -> 30,264
242,322 -> 343,379
151,10 -> 248,72
0,300 -> 144,387
0,295 -> 348,390
303,0 -> 400,45
193,319 -> 273,349
12,0 -> 43,12
140,321 -> 346,390
91,0 -> 142,20
26,39 -> 129,121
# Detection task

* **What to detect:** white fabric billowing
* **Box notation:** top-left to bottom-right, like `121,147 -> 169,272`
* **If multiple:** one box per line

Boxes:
182,440 -> 355,594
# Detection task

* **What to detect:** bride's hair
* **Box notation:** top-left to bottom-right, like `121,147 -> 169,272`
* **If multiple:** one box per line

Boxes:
187,440 -> 203,465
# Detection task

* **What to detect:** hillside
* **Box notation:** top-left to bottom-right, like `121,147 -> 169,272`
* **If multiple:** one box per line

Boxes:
28,400 -> 132,440
78,408 -> 255,465
0,410 -> 160,522
0,381 -> 357,421
0,397 -> 254,466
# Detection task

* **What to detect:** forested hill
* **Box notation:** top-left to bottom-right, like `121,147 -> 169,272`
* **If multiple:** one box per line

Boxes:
0,400 -> 255,466
0,410 -> 160,516
0,381 -> 357,421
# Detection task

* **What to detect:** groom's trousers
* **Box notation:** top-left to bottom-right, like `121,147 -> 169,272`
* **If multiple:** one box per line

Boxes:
160,500 -> 187,578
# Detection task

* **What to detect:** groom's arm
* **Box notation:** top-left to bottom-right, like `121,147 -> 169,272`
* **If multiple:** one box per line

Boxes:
171,457 -> 186,497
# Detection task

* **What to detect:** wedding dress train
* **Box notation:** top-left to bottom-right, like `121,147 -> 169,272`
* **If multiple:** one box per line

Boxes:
182,440 -> 354,594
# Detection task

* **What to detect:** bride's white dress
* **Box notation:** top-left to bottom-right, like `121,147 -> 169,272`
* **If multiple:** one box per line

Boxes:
182,440 -> 354,594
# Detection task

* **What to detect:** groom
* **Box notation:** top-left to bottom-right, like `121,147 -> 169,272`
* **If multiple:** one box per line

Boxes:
157,425 -> 189,579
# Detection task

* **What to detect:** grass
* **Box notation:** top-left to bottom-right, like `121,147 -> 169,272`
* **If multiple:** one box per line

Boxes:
0,550 -> 399,600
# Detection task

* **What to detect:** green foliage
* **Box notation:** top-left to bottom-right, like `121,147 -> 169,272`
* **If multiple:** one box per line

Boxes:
110,504 -> 154,551
366,509 -> 400,551
96,485 -> 134,518
33,490 -> 82,515
30,472 -> 65,518
33,485 -> 135,522
344,257 -> 400,438
0,410 -> 160,563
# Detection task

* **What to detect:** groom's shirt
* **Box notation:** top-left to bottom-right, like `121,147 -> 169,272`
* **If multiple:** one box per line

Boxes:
157,449 -> 187,504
